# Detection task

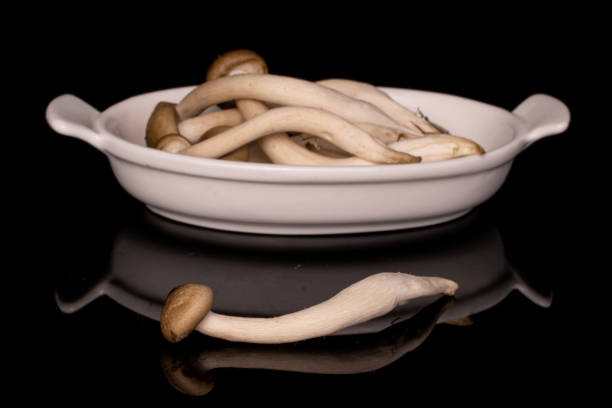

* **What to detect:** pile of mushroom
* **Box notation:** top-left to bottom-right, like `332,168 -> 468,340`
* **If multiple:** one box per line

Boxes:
145,49 -> 484,165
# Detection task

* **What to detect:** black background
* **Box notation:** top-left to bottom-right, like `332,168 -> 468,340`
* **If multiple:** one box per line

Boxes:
19,7 -> 602,406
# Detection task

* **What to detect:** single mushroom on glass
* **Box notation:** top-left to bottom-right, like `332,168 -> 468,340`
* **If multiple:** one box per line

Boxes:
160,272 -> 458,344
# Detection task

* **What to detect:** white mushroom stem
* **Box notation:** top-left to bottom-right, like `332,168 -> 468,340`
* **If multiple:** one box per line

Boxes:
179,106 -> 420,163
247,141 -> 273,163
199,125 -> 250,162
178,108 -> 244,142
209,51 -> 385,166
176,74 -> 413,134
291,133 -> 354,158
196,273 -> 457,344
317,78 -> 445,134
235,99 -> 375,166
256,132 -> 376,165
156,134 -> 191,153
389,134 -> 485,162
205,50 -> 348,166
355,122 -> 411,144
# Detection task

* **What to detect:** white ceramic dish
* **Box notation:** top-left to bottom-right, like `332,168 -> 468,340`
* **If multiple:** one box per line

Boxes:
46,86 -> 570,235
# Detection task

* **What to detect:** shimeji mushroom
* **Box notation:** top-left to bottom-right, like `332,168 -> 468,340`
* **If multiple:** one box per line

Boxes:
177,108 -> 244,143
146,49 -> 485,164
292,132 -> 486,163
160,272 -> 459,344
145,92 -> 247,159
317,78 -> 447,134
180,108 -> 484,163
390,134 -> 486,162
201,49 -> 416,165
291,133 -> 355,158
176,73 -> 417,134
290,123 -> 410,160
204,49 -> 317,165
160,295 -> 453,396
180,106 -> 420,163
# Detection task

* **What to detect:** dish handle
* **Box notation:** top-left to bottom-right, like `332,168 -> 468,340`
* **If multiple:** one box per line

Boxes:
46,94 -> 105,150
512,93 -> 570,149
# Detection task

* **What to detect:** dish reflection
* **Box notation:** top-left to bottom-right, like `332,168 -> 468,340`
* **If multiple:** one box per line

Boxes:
55,208 -> 552,395
56,208 -> 550,333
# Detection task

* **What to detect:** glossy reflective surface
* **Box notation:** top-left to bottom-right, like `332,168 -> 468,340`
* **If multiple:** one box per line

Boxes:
55,208 -> 550,334
31,21 -> 594,405
44,195 -> 578,402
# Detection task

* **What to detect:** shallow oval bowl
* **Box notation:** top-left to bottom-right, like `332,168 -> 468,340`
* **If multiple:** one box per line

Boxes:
46,86 -> 570,235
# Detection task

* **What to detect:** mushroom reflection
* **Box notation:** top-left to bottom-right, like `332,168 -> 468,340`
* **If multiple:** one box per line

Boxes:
161,296 -> 454,396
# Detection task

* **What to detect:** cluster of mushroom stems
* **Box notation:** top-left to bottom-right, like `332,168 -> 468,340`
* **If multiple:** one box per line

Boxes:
145,49 -> 484,165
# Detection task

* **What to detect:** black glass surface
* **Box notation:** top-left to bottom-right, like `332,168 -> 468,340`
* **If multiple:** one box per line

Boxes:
27,18 -> 596,405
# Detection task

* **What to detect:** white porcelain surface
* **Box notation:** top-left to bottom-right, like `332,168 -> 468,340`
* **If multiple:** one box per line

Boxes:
46,86 -> 570,235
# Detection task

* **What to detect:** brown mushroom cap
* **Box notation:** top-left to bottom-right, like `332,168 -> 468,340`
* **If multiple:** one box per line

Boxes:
206,49 -> 268,81
160,284 -> 214,343
145,102 -> 180,147
160,351 -> 215,396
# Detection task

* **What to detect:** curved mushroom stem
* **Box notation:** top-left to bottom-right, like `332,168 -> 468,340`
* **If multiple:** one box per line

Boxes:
355,122 -> 413,144
161,272 -> 458,345
177,108 -> 244,143
179,106 -> 420,164
205,50 -> 330,165
197,273 -> 456,344
148,50 -> 484,165
291,133 -> 354,158
202,50 -> 407,166
160,295 -> 453,397
317,78 -> 446,134
199,126 -> 250,161
389,134 -> 485,162
176,74 -> 416,135
256,132 -> 378,165
290,123 -> 409,156
236,100 -> 381,165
